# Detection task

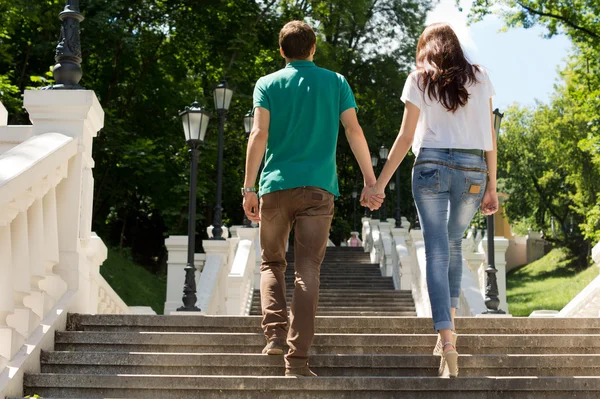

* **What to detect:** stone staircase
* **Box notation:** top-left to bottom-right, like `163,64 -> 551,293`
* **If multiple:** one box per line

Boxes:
13,248 -> 600,398
249,247 -> 417,316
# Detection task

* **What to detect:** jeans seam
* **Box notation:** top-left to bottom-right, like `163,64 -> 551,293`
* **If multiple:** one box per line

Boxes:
414,160 -> 487,173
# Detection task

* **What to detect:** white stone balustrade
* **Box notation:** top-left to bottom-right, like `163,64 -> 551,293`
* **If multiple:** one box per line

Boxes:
362,217 -> 510,317
166,227 -> 260,316
226,228 -> 259,315
0,91 -> 132,398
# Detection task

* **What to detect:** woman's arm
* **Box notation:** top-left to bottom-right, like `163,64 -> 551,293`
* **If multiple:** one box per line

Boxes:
481,98 -> 499,215
362,101 -> 419,205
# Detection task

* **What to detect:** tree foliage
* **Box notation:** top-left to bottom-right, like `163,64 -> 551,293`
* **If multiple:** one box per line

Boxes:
467,0 -> 600,262
0,0 -> 432,270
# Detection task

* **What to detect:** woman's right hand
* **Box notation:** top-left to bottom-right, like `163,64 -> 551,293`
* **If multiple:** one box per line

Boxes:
480,186 -> 498,215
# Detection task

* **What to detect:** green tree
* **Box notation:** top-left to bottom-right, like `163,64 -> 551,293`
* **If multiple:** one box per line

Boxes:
0,0 -> 433,269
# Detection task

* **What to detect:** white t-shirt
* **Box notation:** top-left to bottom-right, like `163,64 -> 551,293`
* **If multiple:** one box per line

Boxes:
400,68 -> 495,157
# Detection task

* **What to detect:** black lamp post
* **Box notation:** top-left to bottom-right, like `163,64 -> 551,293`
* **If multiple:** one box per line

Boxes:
177,100 -> 210,312
211,80 -> 234,240
483,108 -> 505,314
379,146 -> 389,222
243,110 -> 254,228
370,154 -> 379,218
394,168 -> 402,228
44,0 -> 84,90
352,188 -> 358,232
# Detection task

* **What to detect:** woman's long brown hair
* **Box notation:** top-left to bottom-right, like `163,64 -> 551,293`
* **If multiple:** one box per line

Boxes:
416,23 -> 479,113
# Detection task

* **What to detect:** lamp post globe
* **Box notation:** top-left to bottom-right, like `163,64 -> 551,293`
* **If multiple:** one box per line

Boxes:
244,110 -> 254,140
180,100 -> 210,144
177,100 -> 210,312
211,80 -> 234,240
371,154 -> 378,168
214,80 -> 234,111
379,145 -> 389,161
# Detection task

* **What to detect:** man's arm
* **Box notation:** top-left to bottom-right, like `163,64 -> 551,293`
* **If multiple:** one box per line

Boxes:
340,108 -> 383,209
243,107 -> 269,222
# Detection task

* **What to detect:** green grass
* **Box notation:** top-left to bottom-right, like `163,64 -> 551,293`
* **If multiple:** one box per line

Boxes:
507,247 -> 599,317
100,248 -> 167,315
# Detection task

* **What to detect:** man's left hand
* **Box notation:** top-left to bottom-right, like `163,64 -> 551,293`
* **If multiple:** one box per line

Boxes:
243,193 -> 261,223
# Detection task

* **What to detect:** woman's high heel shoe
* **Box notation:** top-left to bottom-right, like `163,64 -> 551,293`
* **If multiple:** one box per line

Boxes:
439,342 -> 459,378
433,332 -> 457,355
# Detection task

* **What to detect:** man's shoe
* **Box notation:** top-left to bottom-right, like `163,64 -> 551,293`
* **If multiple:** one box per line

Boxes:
285,365 -> 318,377
262,338 -> 284,355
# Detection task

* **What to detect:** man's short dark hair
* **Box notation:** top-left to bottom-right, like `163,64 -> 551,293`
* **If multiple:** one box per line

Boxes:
279,21 -> 316,60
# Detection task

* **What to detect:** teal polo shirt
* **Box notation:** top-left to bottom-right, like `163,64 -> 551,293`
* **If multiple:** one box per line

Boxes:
253,60 -> 358,197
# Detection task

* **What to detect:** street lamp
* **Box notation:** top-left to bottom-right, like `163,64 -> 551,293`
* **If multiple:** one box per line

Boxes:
211,80 -> 234,240
352,187 -> 358,232
177,100 -> 210,312
243,110 -> 254,228
379,146 -> 388,222
483,108 -> 505,314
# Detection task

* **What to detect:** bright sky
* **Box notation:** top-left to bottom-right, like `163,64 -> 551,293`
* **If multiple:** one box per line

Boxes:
426,0 -> 572,110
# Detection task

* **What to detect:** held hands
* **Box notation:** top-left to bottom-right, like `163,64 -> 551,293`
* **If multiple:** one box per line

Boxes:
361,182 -> 385,211
243,192 -> 261,223
480,186 -> 499,216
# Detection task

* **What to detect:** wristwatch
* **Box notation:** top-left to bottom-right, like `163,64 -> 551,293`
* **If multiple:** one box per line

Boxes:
241,187 -> 257,196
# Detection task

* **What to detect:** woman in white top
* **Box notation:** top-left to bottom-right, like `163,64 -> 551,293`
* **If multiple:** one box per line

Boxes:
363,22 -> 499,377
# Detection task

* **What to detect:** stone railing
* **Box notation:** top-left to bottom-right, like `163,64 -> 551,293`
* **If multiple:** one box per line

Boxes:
361,218 -> 510,317
165,227 -> 260,316
0,91 -> 132,398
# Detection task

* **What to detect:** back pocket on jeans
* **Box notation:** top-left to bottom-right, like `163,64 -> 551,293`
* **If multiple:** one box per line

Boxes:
461,177 -> 486,205
416,168 -> 440,195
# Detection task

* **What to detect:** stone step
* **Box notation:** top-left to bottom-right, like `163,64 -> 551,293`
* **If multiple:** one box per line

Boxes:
22,374 -> 600,399
68,315 -> 600,335
250,311 -> 418,316
53,332 -> 600,354
282,283 -> 394,287
282,270 -> 383,275
40,352 -> 600,377
250,303 -> 417,310
282,277 -> 391,282
250,297 -> 415,304
248,306 -> 417,312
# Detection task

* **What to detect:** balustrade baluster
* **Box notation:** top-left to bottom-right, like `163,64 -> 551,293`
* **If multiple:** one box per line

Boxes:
40,187 -> 68,301
27,198 -> 53,318
9,211 -> 40,339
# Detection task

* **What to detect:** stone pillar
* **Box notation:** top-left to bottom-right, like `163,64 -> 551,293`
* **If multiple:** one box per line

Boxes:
197,240 -> 231,314
24,90 -> 104,299
391,225 -> 412,290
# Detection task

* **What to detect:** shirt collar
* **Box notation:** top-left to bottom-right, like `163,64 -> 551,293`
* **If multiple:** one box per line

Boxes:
286,60 -> 316,68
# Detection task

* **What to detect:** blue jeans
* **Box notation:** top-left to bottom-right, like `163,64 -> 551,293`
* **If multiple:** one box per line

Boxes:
412,148 -> 488,331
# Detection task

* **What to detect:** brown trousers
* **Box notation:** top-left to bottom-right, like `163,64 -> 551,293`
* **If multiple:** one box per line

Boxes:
259,186 -> 334,368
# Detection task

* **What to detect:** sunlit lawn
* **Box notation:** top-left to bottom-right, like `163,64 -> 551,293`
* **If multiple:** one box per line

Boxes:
100,248 -> 167,315
507,248 -> 599,317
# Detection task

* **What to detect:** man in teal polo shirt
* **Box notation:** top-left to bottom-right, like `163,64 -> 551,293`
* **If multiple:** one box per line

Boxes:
242,21 -> 382,377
